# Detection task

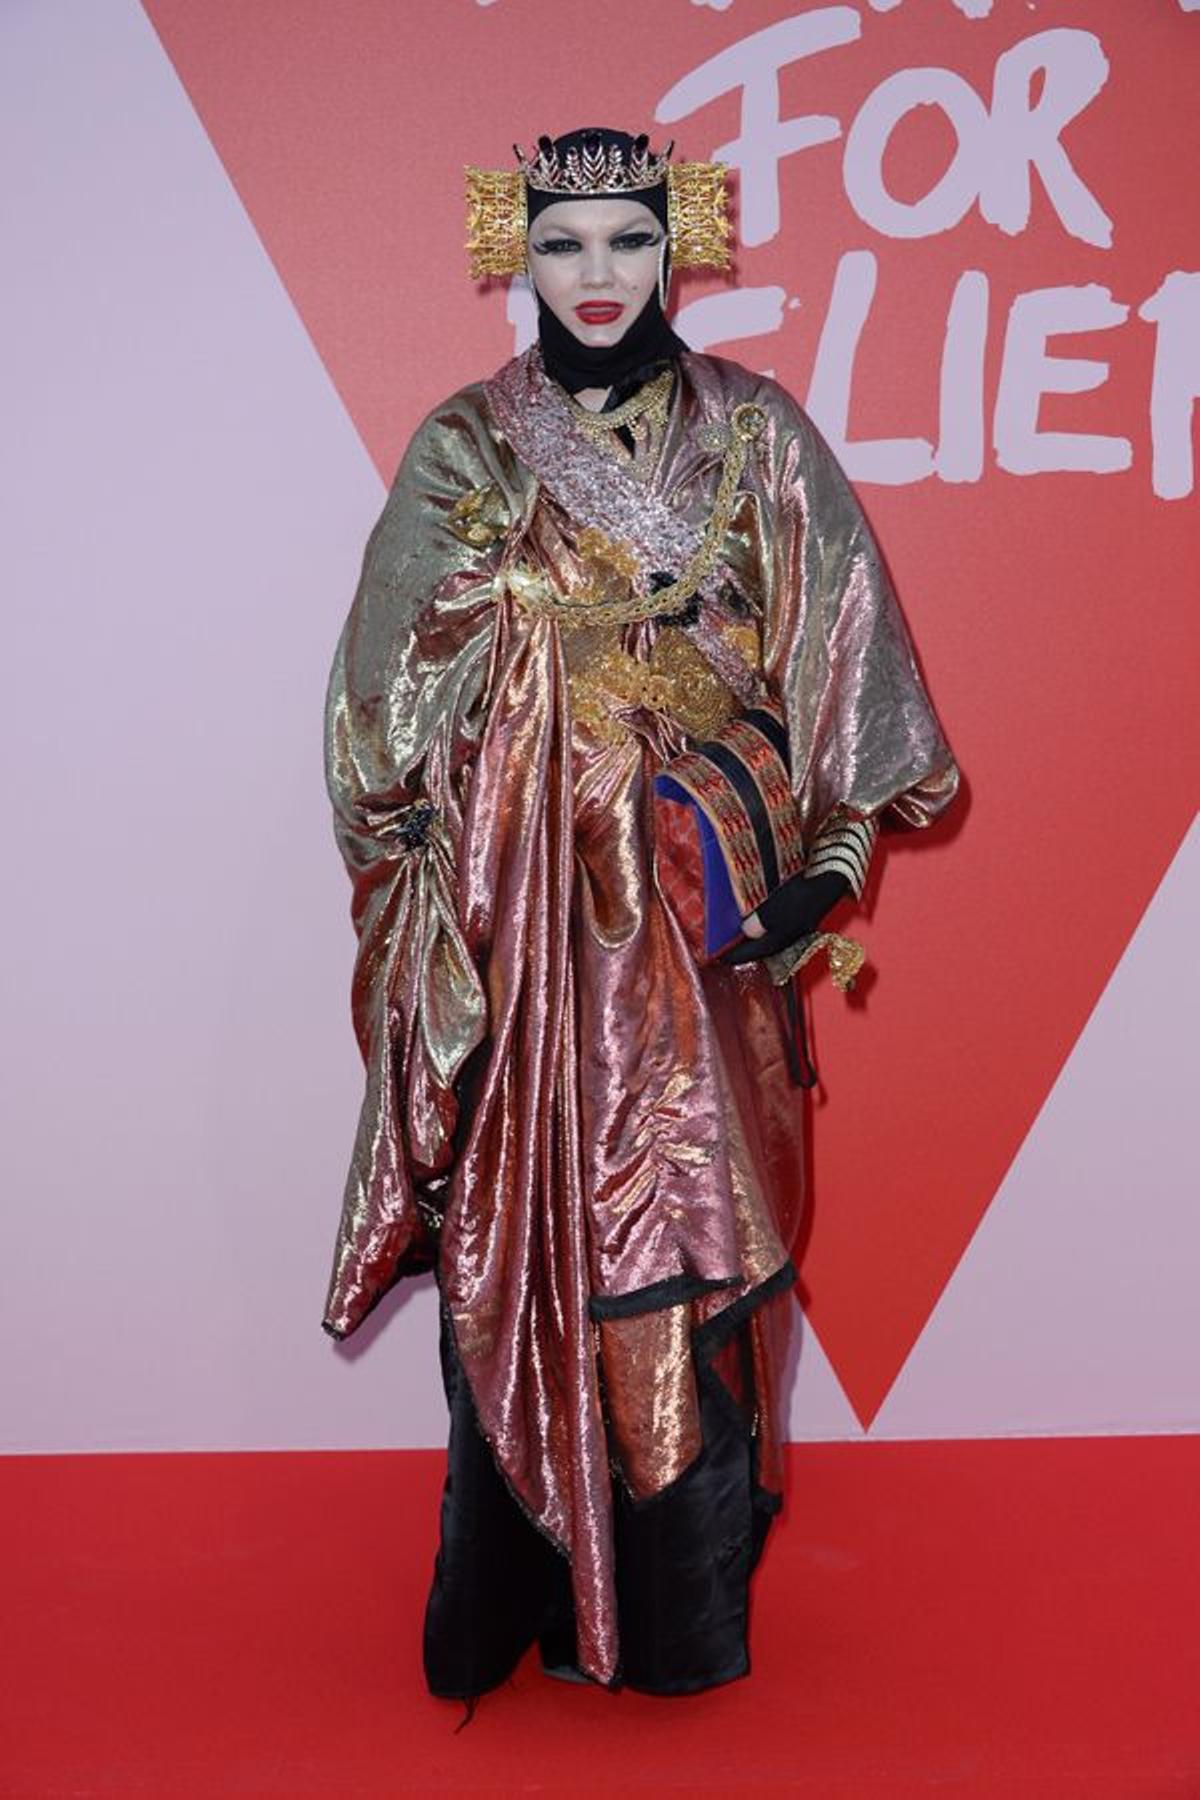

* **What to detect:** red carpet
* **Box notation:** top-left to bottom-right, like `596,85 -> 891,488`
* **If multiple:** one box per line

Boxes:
4,1437 -> 1198,1797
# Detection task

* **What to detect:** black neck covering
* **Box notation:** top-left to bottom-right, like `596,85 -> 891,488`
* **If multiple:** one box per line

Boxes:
526,127 -> 689,403
536,288 -> 688,401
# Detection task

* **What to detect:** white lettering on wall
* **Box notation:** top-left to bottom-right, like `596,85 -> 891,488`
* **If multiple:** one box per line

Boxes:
994,284 -> 1131,475
656,9 -> 861,246
1138,272 -> 1200,502
843,69 -> 990,239
982,31 -> 1112,249
842,31 -> 1111,247
661,17 -> 1110,251
673,286 -> 788,350
868,0 -> 995,12
491,8 -> 1196,498
806,250 -> 935,484
937,270 -> 990,483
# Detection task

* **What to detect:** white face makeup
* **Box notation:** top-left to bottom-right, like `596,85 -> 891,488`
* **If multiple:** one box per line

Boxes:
527,197 -> 665,348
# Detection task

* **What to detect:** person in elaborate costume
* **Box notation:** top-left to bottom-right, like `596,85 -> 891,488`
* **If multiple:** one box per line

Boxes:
320,127 -> 959,1700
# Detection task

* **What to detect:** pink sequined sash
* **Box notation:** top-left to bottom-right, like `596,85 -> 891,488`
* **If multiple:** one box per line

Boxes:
484,349 -> 720,588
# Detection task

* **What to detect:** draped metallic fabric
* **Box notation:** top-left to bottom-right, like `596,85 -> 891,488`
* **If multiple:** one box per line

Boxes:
322,346 -> 959,1685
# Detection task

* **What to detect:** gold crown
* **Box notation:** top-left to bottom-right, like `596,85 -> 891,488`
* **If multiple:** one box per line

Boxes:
465,155 -> 732,280
516,136 -> 672,194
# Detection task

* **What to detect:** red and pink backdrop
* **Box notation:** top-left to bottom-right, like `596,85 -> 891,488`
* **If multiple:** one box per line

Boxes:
2,0 -> 1196,1453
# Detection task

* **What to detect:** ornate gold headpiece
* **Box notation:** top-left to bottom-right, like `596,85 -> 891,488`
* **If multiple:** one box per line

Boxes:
666,162 -> 733,275
465,136 -> 732,280
464,169 -> 528,279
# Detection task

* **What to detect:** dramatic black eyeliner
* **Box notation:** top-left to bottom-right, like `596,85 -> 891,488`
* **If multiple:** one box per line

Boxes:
531,232 -> 662,256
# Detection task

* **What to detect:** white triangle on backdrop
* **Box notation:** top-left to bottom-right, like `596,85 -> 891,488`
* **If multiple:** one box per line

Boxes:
785,1302 -> 866,1442
871,815 -> 1200,1439
0,0 -> 453,1453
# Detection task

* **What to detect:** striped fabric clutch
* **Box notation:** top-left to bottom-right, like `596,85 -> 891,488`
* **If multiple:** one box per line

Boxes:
652,699 -> 806,963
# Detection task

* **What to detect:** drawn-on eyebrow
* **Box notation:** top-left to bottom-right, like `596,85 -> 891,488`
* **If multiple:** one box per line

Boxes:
607,217 -> 662,237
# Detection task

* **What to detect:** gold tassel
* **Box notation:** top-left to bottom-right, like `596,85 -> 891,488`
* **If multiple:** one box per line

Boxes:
765,931 -> 867,993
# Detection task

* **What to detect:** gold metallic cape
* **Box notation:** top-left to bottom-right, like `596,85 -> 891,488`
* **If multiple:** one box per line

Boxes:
322,349 -> 958,1683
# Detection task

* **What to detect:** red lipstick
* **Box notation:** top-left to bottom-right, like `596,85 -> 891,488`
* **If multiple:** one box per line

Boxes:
574,302 -> 624,325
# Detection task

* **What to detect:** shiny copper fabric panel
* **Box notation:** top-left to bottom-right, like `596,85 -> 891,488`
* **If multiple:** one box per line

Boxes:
747,1289 -> 793,1501
598,1305 -> 703,1499
746,369 -> 957,837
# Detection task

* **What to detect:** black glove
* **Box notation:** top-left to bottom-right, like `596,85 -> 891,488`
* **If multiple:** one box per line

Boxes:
720,869 -> 851,966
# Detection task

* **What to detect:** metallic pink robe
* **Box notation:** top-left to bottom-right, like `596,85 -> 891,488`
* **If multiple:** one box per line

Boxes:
322,349 -> 958,1683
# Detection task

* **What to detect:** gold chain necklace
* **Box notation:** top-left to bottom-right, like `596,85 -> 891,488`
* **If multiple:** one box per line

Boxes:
565,368 -> 674,443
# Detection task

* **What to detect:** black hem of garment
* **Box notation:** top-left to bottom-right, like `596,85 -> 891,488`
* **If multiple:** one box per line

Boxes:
426,1668 -> 515,1705
428,1664 -> 619,1705
693,1258 -> 797,1363
608,1258 -> 795,1517
588,1271 -> 741,1321
423,1289 -> 583,1703
621,1651 -> 750,1698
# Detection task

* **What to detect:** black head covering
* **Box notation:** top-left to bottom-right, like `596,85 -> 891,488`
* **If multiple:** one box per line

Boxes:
523,128 -> 687,400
